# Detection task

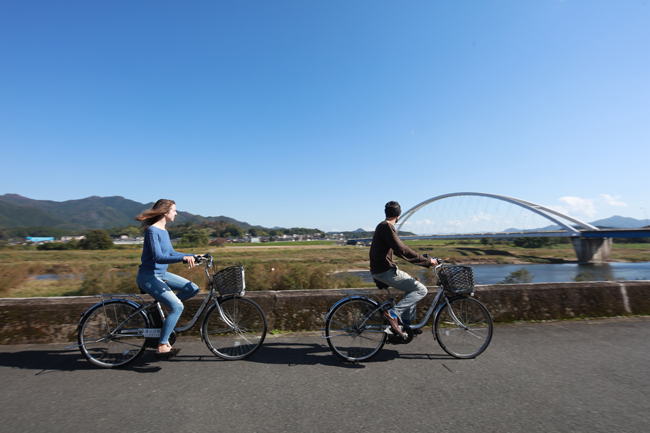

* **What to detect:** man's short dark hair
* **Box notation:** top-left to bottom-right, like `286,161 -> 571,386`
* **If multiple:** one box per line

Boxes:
385,201 -> 401,217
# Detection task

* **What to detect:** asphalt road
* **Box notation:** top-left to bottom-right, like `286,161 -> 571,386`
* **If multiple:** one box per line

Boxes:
0,317 -> 648,433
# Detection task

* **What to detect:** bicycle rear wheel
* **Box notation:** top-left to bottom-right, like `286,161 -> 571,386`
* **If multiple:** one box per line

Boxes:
78,300 -> 149,368
434,297 -> 493,359
325,298 -> 387,362
202,297 -> 267,360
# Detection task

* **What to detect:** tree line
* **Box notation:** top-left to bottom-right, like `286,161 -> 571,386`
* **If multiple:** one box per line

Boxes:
0,221 -> 328,250
1,223 -> 647,250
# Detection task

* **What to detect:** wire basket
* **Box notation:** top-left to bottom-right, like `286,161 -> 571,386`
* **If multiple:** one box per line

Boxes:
213,265 -> 246,296
438,266 -> 475,295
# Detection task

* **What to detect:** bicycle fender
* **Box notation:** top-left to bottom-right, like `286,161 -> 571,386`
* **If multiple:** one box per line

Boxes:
431,295 -> 465,340
198,295 -> 236,343
77,298 -> 144,330
324,295 -> 380,323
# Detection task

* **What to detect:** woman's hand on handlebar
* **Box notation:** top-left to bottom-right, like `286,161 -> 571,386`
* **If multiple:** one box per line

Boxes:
184,255 -> 197,268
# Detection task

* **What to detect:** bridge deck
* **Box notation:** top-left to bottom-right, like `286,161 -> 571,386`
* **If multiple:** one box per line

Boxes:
581,228 -> 650,238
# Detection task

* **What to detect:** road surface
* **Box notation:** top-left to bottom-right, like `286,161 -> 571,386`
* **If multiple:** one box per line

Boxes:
0,317 -> 648,433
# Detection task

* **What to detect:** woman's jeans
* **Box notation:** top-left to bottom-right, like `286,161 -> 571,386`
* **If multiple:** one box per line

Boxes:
136,272 -> 199,345
371,267 -> 428,322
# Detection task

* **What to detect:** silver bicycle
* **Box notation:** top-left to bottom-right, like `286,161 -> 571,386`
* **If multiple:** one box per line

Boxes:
69,254 -> 267,368
322,261 -> 493,362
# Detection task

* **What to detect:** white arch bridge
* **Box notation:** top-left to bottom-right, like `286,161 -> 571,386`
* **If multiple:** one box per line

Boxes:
362,192 -> 650,263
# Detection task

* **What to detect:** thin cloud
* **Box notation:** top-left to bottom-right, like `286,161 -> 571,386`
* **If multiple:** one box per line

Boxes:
600,194 -> 627,207
556,196 -> 597,218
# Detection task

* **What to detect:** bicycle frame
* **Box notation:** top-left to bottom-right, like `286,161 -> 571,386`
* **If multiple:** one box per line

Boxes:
384,284 -> 469,332
67,254 -> 238,349
322,264 -> 470,340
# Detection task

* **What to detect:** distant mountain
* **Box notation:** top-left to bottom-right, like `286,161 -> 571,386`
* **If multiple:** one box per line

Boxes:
0,194 -> 259,231
590,215 -> 649,229
503,215 -> 648,233
0,199 -> 80,229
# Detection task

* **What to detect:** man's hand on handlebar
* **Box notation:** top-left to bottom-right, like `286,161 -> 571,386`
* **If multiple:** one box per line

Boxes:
424,254 -> 443,267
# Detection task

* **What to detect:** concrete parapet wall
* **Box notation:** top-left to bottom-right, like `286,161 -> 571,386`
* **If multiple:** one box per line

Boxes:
1,281 -> 648,345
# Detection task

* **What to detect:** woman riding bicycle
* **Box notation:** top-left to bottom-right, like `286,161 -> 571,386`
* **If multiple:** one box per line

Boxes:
135,199 -> 200,359
370,201 -> 439,337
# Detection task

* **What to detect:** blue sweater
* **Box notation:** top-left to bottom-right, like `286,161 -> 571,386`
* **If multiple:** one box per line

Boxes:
139,226 -> 189,275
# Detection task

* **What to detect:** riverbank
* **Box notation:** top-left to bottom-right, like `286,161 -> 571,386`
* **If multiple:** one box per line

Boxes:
1,241 -> 648,298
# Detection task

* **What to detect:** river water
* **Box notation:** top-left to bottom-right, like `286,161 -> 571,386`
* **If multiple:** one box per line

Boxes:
33,262 -> 650,285
351,262 -> 650,285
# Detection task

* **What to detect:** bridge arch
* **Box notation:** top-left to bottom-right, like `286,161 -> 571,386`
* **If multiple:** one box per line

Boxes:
394,192 -> 610,263
396,192 -> 599,236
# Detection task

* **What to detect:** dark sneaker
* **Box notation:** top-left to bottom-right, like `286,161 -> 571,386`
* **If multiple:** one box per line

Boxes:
402,320 -> 423,335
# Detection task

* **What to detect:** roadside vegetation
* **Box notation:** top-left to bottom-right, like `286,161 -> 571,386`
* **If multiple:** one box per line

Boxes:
0,239 -> 648,298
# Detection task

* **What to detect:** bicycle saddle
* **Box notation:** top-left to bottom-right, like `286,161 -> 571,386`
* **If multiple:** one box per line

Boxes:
373,278 -> 389,290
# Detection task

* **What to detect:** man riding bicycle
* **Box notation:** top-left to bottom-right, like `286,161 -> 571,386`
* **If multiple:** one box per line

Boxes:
370,201 -> 439,337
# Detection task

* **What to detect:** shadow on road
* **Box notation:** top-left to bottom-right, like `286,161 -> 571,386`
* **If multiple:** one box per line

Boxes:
0,347 -> 163,374
0,339 -> 458,374
170,340 -> 455,368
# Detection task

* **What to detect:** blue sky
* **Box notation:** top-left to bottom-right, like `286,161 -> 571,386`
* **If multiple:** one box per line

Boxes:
1,1 -> 648,232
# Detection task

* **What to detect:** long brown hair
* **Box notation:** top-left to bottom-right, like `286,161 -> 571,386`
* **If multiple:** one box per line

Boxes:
135,199 -> 176,231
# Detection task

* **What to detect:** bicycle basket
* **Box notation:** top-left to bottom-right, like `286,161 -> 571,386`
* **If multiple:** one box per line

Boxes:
213,265 -> 246,296
438,266 -> 474,295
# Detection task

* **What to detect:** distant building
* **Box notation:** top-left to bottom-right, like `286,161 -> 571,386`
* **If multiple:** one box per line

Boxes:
61,236 -> 86,242
26,237 -> 55,243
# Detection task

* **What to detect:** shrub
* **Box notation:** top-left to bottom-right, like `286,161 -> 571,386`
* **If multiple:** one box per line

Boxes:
498,268 -> 534,284
80,230 -> 114,250
210,237 -> 228,247
178,230 -> 209,248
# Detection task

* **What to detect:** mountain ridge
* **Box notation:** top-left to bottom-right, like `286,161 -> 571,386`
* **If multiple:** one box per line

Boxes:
0,194 -> 261,231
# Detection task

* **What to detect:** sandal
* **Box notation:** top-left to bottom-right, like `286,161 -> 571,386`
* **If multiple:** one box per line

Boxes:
154,347 -> 182,360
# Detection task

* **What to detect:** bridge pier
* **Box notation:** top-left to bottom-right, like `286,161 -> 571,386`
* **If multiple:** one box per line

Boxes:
571,237 -> 612,263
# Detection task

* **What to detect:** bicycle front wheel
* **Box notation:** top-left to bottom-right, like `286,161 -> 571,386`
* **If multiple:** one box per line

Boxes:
202,297 -> 267,360
325,298 -> 387,362
78,300 -> 149,368
434,296 -> 493,359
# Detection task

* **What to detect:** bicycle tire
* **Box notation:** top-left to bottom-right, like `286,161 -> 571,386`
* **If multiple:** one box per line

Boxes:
434,296 -> 493,359
78,299 -> 149,368
325,298 -> 387,362
202,297 -> 267,360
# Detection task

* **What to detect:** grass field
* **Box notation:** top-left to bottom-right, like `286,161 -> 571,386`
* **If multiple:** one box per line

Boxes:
1,240 -> 648,298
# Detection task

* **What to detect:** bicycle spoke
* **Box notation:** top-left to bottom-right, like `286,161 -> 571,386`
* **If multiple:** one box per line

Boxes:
435,297 -> 493,359
325,298 -> 386,362
202,297 -> 267,360
78,301 -> 147,368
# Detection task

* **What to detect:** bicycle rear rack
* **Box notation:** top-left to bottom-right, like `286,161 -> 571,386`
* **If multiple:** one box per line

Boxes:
338,290 -> 386,304
95,293 -> 146,304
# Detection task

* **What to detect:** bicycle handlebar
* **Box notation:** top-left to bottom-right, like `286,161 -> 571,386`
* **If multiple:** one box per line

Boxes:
423,253 -> 444,268
194,253 -> 212,265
